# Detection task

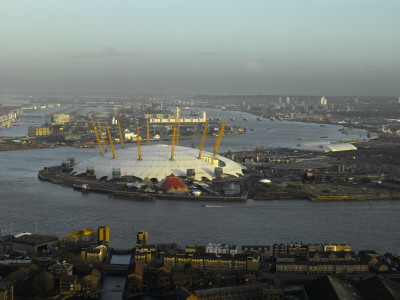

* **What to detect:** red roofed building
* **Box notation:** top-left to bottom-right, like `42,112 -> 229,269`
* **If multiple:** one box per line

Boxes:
158,174 -> 188,191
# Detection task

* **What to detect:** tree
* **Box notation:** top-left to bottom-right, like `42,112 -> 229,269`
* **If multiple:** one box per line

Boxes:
32,270 -> 55,296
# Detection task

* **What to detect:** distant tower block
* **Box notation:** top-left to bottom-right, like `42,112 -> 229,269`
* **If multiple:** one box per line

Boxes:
98,225 -> 110,243
137,231 -> 148,246
286,97 -> 290,104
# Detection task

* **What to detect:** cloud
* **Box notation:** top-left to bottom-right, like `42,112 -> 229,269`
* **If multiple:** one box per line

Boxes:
66,47 -> 132,59
243,61 -> 264,73
196,52 -> 228,56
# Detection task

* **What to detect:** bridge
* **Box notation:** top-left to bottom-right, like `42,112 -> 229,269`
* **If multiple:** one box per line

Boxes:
103,264 -> 129,275
110,248 -> 135,255
98,288 -> 124,292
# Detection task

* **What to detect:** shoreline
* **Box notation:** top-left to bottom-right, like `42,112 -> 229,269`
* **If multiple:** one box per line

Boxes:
38,167 -> 247,202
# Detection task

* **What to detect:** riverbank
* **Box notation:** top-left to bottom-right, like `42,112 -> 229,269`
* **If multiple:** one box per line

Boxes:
38,166 -> 247,202
0,130 -> 244,151
251,180 -> 400,202
310,194 -> 400,201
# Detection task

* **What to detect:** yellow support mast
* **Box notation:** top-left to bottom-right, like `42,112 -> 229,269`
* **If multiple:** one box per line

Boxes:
92,120 -> 104,156
198,120 -> 208,159
171,123 -> 176,161
213,120 -> 225,156
117,118 -> 124,149
176,115 -> 181,146
146,118 -> 150,146
105,122 -> 116,159
97,119 -> 108,152
136,123 -> 142,160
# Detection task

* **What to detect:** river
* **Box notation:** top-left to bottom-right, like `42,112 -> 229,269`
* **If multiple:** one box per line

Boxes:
0,108 -> 398,254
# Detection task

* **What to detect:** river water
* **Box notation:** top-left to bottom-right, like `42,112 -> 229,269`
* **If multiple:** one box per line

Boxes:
0,104 -> 398,255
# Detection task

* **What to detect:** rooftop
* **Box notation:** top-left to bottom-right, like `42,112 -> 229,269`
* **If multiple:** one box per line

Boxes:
12,234 -> 58,246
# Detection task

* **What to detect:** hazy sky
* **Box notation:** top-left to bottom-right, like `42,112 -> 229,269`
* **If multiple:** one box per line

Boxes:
1,0 -> 399,96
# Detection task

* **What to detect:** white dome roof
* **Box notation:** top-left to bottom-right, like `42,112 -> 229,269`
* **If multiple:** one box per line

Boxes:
71,144 -> 245,181
288,141 -> 357,152
259,179 -> 271,183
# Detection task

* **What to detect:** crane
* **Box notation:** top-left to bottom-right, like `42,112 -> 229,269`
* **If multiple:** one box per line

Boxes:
62,229 -> 96,245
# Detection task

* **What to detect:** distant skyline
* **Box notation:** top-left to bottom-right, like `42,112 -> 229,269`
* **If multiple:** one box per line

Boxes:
1,0 -> 399,96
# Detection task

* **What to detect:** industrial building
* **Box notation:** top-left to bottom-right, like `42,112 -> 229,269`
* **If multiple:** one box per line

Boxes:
10,233 -> 58,255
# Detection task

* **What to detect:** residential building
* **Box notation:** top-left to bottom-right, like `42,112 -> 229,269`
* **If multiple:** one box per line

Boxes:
272,243 -> 287,258
59,275 -> 78,294
205,243 -> 229,255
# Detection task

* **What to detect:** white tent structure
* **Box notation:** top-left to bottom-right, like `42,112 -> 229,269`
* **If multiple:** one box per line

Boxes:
71,144 -> 245,181
288,141 -> 357,152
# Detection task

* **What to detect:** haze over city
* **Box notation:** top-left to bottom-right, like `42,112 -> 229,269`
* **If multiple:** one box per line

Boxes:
1,0 -> 399,96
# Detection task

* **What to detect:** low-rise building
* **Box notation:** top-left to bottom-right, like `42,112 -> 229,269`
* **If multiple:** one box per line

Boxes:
241,245 -> 270,261
164,253 -> 258,271
48,261 -> 73,279
79,269 -> 101,293
323,243 -> 352,252
308,251 -> 356,262
11,233 -> 58,255
272,243 -> 287,258
205,243 -> 229,255
81,244 -> 107,262
53,113 -> 70,125
287,242 -> 308,257
134,244 -> 158,266
276,260 -> 368,275
59,275 -> 78,294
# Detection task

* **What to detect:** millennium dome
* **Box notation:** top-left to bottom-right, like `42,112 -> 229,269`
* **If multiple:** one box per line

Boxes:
71,144 -> 245,181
